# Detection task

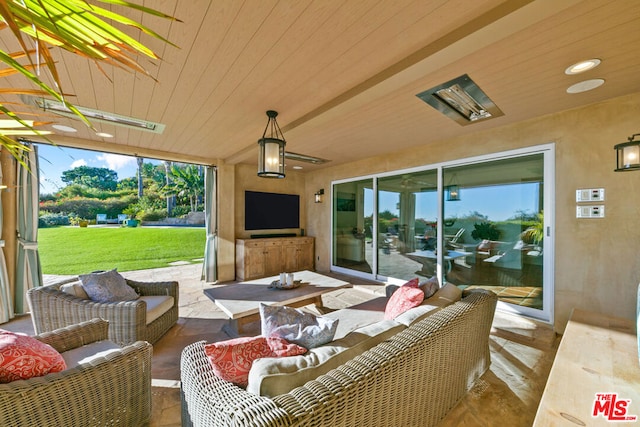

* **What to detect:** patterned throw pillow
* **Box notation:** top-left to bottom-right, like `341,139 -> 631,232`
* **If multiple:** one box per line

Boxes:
260,303 -> 339,349
0,330 -> 66,383
419,276 -> 440,299
384,286 -> 425,320
204,336 -> 306,387
79,269 -> 139,303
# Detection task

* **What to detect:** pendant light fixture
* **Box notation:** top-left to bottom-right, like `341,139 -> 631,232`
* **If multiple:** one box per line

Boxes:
614,133 -> 640,172
445,173 -> 461,201
257,110 -> 286,178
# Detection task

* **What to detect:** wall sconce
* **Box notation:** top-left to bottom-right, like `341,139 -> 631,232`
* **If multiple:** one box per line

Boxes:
257,110 -> 286,178
314,189 -> 324,203
614,133 -> 640,172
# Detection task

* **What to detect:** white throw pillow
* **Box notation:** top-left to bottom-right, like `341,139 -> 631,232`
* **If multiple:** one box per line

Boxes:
259,303 -> 338,349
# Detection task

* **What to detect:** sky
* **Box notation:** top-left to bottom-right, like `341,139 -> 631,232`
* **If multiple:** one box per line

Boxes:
368,182 -> 539,222
36,144 -> 160,194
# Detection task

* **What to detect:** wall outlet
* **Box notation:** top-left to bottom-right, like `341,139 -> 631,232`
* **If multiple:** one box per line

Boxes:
576,205 -> 605,218
576,188 -> 605,202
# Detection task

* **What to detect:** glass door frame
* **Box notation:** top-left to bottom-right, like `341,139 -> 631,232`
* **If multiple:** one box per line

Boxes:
330,143 -> 555,323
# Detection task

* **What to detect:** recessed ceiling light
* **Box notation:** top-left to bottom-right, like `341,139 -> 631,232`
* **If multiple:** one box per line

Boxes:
292,165 -> 303,170
566,79 -> 605,94
52,124 -> 77,133
565,59 -> 601,75
96,132 -> 113,138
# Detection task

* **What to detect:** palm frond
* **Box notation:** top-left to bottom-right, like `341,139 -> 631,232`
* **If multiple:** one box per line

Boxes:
0,0 -> 178,157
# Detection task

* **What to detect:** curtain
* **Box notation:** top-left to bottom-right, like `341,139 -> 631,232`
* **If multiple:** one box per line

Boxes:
201,166 -> 217,283
15,144 -> 42,314
0,155 -> 13,323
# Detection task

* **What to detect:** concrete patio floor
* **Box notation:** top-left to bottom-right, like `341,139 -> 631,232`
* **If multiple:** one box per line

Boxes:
2,263 -> 558,426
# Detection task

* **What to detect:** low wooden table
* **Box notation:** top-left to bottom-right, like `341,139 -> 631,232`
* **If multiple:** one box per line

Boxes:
534,308 -> 640,425
203,270 -> 351,335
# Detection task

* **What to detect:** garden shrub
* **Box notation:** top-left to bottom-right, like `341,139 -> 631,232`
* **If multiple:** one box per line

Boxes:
137,209 -> 167,221
171,205 -> 190,217
40,195 -> 136,219
39,213 -> 70,227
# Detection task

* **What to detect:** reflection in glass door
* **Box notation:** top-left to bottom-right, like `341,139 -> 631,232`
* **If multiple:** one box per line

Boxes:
377,170 -> 437,280
442,154 -> 546,317
332,179 -> 373,274
331,146 -> 553,322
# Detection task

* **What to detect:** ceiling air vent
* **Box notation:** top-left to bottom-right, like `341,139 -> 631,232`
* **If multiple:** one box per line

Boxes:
416,74 -> 503,126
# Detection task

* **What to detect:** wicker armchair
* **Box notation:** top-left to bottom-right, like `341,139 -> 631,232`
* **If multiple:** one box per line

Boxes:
0,319 -> 152,427
27,277 -> 179,345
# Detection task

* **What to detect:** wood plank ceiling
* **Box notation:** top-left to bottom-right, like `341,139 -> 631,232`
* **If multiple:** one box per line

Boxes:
2,0 -> 640,171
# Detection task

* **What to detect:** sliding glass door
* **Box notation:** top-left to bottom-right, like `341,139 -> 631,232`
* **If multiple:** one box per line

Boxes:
331,145 -> 553,322
332,179 -> 373,274
377,170 -> 438,281
442,154 -> 548,319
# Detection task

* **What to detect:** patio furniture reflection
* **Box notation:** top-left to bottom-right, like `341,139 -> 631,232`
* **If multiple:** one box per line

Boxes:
444,228 -> 465,249
405,249 -> 471,275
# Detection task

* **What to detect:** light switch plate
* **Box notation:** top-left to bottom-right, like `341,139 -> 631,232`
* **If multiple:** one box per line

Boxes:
576,188 -> 605,202
576,205 -> 605,218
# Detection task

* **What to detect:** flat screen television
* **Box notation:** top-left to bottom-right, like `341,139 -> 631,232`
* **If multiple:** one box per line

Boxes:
245,191 -> 300,230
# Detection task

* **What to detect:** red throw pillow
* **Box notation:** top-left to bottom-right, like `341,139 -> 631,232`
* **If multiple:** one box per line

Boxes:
384,286 -> 425,320
0,330 -> 66,383
204,336 -> 306,387
402,278 -> 420,288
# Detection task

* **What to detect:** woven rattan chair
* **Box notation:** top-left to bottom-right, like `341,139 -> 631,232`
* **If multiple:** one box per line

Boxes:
0,318 -> 152,427
27,277 -> 179,345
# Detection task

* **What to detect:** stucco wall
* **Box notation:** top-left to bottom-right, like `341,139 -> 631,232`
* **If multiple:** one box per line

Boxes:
303,92 -> 640,332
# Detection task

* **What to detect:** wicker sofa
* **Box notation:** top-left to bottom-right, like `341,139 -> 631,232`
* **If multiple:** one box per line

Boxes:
27,277 -> 179,345
0,318 -> 152,427
181,288 -> 497,427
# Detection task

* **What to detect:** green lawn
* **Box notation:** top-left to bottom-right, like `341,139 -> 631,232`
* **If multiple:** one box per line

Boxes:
38,226 -> 207,275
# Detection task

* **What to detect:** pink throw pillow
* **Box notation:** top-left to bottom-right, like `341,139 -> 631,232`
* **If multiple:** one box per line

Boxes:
0,330 -> 66,383
384,286 -> 425,320
204,336 -> 306,387
402,278 -> 420,288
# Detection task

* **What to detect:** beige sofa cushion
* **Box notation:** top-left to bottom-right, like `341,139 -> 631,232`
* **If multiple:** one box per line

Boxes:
247,319 -> 405,397
140,296 -> 174,324
61,340 -> 121,368
394,283 -> 462,326
322,296 -> 387,340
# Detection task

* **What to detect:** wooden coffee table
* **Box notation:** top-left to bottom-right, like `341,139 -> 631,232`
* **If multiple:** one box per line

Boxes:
203,270 -> 351,335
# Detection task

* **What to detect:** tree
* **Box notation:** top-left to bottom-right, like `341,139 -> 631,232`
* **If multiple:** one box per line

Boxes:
117,177 -> 137,191
0,2 -> 179,160
165,165 -> 204,213
61,166 -> 118,191
164,161 -> 175,216
137,157 -> 144,197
